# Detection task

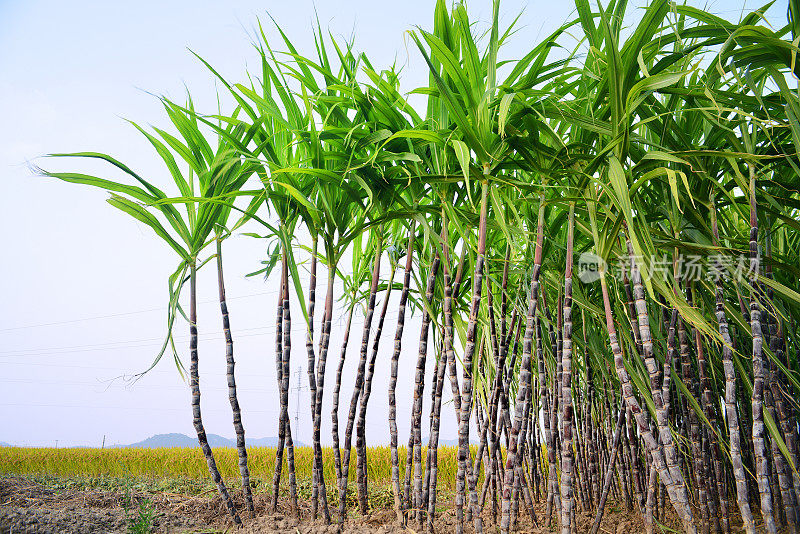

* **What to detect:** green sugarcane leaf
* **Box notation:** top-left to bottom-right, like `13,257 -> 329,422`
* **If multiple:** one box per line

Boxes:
667,168 -> 681,213
626,71 -> 689,115
385,129 -> 445,145
42,170 -> 156,205
107,195 -> 189,260
452,139 -> 473,205
759,274 -> 800,306
498,93 -> 515,138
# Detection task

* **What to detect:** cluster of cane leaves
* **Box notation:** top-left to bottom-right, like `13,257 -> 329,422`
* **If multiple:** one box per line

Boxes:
38,0 -> 800,529
40,98 -> 260,374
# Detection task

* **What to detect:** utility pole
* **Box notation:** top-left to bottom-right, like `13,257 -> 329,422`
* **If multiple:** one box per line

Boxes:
295,366 -> 301,440
291,365 -> 307,445
102,435 -> 105,449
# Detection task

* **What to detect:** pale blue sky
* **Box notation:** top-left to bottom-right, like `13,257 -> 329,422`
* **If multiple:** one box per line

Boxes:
0,0 -> 783,448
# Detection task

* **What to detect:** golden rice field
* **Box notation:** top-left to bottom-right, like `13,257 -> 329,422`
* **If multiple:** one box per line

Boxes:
0,446 -> 476,492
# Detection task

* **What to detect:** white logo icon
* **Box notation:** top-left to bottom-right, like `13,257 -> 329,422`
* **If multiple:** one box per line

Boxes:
577,252 -> 605,284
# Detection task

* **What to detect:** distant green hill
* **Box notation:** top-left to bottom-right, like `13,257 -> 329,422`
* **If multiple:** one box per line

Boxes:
125,433 -> 305,448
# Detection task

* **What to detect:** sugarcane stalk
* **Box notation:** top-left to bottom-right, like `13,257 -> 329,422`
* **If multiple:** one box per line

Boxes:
282,253 -> 298,514
560,202 -> 575,534
500,191 -> 545,534
338,227 -> 384,523
215,236 -> 254,516
598,268 -> 697,534
749,164 -> 778,534
407,250 -> 440,520
313,261 -> 334,523
389,221 -> 416,523
305,238 -> 320,520
355,257 -> 396,513
189,261 -> 242,526
331,294 -> 355,487
590,406 -> 627,534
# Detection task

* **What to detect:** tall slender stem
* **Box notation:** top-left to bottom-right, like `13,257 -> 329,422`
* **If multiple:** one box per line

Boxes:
216,237 -> 254,516
189,261 -> 242,526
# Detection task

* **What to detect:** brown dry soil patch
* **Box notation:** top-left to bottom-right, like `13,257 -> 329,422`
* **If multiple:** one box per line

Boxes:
0,475 -> 679,533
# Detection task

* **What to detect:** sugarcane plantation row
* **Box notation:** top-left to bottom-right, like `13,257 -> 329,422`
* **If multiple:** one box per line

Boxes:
39,0 -> 800,533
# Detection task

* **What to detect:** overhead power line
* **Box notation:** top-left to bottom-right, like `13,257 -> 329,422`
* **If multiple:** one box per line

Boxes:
0,401 -> 281,414
0,289 -> 279,332
0,318 -> 394,359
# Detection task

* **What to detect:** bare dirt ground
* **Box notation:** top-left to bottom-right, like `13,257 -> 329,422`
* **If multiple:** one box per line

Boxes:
0,475 -> 674,533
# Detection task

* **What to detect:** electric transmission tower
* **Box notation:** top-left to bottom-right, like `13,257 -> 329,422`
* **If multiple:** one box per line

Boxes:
291,365 -> 307,444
